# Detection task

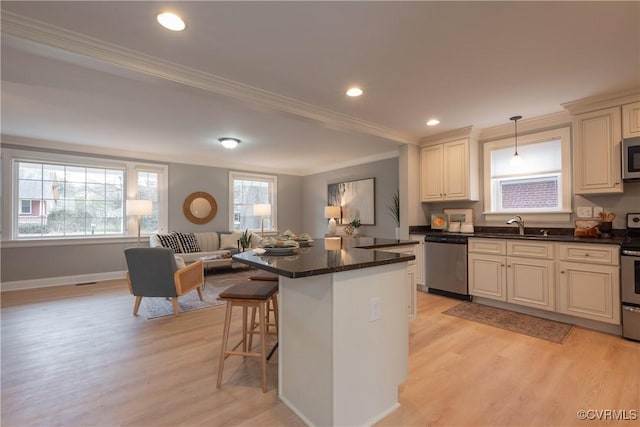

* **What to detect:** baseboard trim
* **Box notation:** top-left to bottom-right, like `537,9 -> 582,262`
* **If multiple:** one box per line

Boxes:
1,271 -> 127,292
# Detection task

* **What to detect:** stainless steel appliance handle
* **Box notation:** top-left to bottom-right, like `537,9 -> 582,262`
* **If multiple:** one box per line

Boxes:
623,305 -> 640,313
622,250 -> 640,256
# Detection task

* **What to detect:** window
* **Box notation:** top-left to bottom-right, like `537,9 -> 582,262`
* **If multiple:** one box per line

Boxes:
229,171 -> 277,232
483,127 -> 571,221
9,149 -> 167,240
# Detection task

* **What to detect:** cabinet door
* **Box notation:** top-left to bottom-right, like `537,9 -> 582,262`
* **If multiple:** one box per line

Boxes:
622,101 -> 640,138
409,235 -> 425,286
468,253 -> 506,301
420,145 -> 443,201
442,139 -> 468,200
407,265 -> 416,319
507,257 -> 555,311
558,261 -> 621,324
573,107 -> 623,194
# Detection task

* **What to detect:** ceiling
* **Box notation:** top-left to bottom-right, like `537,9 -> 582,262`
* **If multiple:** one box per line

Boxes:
1,1 -> 639,175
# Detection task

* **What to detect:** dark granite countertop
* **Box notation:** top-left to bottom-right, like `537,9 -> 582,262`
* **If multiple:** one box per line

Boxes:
409,225 -> 626,246
232,237 -> 418,278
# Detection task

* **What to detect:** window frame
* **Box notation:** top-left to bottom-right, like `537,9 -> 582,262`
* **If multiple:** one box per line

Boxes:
5,148 -> 168,242
228,171 -> 277,233
483,127 -> 572,223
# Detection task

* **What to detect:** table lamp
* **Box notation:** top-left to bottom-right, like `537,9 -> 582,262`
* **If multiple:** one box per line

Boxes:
324,206 -> 341,235
127,199 -> 153,246
253,203 -> 271,237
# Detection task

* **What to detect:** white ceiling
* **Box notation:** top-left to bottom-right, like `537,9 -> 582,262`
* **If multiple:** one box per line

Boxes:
2,1 -> 639,175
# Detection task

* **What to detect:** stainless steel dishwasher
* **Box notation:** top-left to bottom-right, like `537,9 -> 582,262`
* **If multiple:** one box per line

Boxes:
425,234 -> 471,300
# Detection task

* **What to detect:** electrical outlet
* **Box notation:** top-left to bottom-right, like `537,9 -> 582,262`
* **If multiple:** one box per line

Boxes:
593,207 -> 604,218
369,297 -> 380,321
577,207 -> 593,218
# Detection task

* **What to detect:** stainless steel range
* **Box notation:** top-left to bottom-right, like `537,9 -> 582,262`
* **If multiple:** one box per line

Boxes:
621,213 -> 640,341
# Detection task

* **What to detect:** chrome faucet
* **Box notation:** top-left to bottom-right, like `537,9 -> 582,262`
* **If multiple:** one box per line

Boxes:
506,215 -> 525,236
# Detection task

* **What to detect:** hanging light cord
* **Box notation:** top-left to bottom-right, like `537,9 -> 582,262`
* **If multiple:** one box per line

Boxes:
510,115 -> 522,156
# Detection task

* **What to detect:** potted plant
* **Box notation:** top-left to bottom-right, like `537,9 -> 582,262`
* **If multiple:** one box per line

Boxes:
388,189 -> 400,238
239,229 -> 251,251
349,219 -> 362,236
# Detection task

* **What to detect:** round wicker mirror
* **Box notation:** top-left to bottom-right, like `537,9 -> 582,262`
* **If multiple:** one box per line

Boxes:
183,192 -> 217,224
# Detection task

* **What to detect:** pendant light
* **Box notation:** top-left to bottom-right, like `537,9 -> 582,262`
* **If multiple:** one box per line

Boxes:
509,116 -> 522,159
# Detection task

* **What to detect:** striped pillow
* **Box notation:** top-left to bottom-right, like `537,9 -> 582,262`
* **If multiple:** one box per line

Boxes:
156,233 -> 181,253
175,232 -> 201,253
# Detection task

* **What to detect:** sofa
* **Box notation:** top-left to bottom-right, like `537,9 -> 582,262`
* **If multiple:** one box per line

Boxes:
150,231 -> 261,269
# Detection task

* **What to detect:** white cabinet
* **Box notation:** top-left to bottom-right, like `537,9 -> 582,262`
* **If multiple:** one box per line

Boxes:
378,245 -> 417,319
469,238 -> 555,311
573,106 -> 623,194
469,253 -> 507,301
622,101 -> 640,138
409,235 -> 425,286
557,244 -> 620,325
420,138 -> 478,202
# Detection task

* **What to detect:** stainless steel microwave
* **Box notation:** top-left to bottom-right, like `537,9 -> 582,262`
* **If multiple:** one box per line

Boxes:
623,137 -> 640,181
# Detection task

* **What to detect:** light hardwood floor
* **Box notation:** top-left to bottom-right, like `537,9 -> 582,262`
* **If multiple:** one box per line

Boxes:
2,278 -> 638,426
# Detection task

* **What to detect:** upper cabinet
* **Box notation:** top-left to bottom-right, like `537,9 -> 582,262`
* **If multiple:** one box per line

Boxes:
420,135 -> 479,202
572,106 -> 623,194
622,101 -> 640,138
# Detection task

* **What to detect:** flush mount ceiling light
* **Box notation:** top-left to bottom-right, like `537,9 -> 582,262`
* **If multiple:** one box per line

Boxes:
346,87 -> 363,97
157,12 -> 186,31
219,137 -> 241,149
426,119 -> 440,126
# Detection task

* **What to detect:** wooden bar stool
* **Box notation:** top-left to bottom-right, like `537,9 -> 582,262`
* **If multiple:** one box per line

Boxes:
249,271 -> 279,333
216,280 -> 279,392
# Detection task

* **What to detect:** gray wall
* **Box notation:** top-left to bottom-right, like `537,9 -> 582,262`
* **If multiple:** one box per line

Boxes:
302,157 -> 400,238
1,152 -> 303,284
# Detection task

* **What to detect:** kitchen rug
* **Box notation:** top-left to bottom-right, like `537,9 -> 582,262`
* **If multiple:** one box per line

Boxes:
138,268 -> 256,319
443,302 -> 573,344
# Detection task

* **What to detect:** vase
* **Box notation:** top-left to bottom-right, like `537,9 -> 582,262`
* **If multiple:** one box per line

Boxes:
353,228 -> 360,236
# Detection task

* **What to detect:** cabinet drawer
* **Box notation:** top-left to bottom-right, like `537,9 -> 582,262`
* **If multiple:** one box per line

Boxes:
468,238 -> 506,255
507,241 -> 554,259
557,243 -> 619,266
377,246 -> 416,265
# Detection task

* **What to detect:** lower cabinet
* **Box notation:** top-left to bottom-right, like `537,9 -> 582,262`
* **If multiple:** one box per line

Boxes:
469,238 -> 621,325
378,245 -> 417,319
507,257 -> 555,311
558,261 -> 620,325
468,253 -> 506,301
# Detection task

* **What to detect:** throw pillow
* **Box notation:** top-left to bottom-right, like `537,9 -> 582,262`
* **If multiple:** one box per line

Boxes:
220,232 -> 241,250
175,232 -> 201,253
156,233 -> 181,253
174,256 -> 186,269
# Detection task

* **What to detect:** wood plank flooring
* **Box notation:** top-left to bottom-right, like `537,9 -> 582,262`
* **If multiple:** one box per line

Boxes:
2,279 -> 638,426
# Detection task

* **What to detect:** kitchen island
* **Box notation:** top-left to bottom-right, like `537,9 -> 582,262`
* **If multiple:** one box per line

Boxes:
233,237 -> 417,426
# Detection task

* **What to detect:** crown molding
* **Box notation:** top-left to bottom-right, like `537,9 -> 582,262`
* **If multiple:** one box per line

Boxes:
561,88 -> 640,115
478,111 -> 572,142
419,125 -> 480,146
1,11 -> 417,146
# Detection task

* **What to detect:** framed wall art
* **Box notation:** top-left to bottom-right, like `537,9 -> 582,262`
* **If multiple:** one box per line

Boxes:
328,178 -> 375,225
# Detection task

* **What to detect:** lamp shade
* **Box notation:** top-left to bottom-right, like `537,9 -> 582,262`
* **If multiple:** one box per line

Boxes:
253,203 -> 272,216
126,199 -> 153,216
324,206 -> 341,219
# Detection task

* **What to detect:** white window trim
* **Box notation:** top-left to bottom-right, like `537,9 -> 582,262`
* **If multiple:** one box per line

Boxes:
3,147 -> 168,242
228,170 -> 277,233
483,127 -> 572,223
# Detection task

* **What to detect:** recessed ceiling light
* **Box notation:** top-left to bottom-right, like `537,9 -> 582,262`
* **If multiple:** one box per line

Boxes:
426,119 -> 440,126
219,137 -> 241,149
157,12 -> 186,31
346,87 -> 363,97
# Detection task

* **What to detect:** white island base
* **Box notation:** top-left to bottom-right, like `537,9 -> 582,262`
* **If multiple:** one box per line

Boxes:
278,262 -> 409,426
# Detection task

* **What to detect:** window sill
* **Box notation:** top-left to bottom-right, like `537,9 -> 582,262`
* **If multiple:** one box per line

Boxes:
483,211 -> 572,224
1,235 -> 141,249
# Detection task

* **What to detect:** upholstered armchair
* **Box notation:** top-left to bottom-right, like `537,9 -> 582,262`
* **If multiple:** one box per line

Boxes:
125,247 -> 204,317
